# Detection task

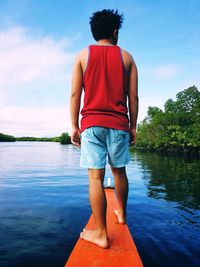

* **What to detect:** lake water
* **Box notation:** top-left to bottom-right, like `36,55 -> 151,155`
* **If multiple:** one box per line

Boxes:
0,142 -> 199,267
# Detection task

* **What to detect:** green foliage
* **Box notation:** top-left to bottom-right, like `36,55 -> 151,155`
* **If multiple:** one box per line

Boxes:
137,86 -> 200,151
1,132 -> 72,144
60,132 -> 71,144
15,136 -> 60,142
0,133 -> 16,142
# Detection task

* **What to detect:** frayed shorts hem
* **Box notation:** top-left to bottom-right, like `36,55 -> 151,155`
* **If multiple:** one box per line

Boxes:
109,161 -> 130,168
80,164 -> 105,169
80,160 -> 130,169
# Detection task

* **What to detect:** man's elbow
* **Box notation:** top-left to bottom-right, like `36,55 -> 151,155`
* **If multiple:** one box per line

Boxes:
71,90 -> 82,99
71,91 -> 77,98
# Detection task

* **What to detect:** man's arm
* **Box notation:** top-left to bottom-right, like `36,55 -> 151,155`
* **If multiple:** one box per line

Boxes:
70,54 -> 83,146
128,57 -> 138,145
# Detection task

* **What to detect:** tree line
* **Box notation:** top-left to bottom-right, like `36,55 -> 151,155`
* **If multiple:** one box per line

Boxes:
0,132 -> 71,144
136,85 -> 200,154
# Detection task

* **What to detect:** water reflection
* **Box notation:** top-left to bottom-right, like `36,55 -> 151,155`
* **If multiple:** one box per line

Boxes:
0,142 -> 200,267
134,151 -> 200,209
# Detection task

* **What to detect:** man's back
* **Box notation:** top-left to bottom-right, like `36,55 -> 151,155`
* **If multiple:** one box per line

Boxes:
80,44 -> 130,132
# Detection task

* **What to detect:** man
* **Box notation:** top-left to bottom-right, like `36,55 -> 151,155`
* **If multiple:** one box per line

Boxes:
70,9 -> 138,249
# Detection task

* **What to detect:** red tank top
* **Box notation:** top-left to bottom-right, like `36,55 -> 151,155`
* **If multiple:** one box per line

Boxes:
80,45 -> 129,132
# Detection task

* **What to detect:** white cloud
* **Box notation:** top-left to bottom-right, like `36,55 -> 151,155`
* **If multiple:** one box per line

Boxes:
153,64 -> 179,80
0,26 -> 78,136
0,105 -> 71,137
0,26 -> 76,87
0,90 -> 7,105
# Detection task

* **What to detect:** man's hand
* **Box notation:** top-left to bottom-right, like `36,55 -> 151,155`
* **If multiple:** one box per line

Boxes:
71,128 -> 81,147
129,128 -> 137,145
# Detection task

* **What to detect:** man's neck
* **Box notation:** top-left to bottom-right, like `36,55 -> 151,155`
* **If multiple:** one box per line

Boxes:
97,39 -> 116,46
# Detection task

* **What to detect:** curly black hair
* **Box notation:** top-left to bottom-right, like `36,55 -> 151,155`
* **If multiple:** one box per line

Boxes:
89,9 -> 123,41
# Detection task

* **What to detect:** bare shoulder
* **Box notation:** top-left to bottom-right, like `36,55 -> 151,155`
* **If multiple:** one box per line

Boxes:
75,47 -> 88,61
75,47 -> 89,72
121,48 -> 137,72
121,48 -> 132,60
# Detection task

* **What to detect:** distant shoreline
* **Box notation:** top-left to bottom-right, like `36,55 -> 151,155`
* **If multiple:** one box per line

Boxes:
0,132 -> 71,144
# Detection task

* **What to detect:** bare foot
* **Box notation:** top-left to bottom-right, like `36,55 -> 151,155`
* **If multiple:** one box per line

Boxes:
80,228 -> 109,249
114,209 -> 126,224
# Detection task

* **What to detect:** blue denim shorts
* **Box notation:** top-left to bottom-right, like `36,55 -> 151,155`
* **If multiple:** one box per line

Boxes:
80,127 -> 130,169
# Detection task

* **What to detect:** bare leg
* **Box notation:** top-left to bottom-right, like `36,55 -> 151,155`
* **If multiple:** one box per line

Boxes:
80,168 -> 109,248
111,166 -> 129,224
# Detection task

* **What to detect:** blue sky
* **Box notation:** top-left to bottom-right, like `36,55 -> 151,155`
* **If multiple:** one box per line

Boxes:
0,0 -> 199,137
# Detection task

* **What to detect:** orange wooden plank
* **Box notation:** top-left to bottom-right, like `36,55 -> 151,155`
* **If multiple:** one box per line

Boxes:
65,188 -> 143,267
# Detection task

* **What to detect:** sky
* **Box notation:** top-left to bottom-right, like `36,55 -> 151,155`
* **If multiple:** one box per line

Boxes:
0,0 -> 199,137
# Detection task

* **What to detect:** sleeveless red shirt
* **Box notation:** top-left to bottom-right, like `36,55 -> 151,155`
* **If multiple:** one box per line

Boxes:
80,45 -> 129,132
